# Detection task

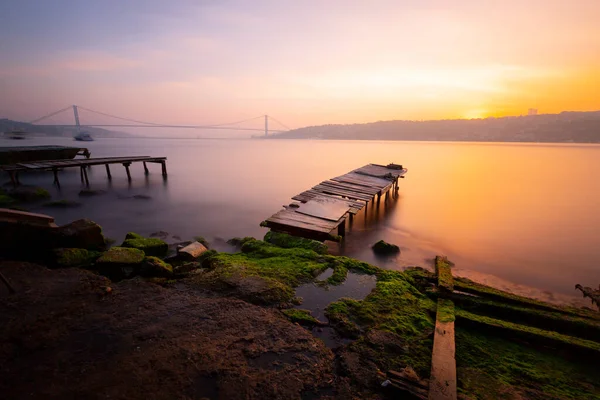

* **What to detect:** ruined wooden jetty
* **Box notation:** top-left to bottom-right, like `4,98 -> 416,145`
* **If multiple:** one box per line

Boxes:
2,155 -> 167,187
0,145 -> 90,165
262,163 -> 407,241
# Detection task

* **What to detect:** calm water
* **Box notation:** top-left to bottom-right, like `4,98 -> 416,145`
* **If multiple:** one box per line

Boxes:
4,136 -> 600,305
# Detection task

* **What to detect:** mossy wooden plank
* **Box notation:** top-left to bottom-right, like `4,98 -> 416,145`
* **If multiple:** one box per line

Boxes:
435,256 -> 454,293
429,298 -> 457,399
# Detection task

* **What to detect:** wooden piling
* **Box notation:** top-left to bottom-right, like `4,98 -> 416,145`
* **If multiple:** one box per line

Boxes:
52,168 -> 60,187
123,162 -> 132,181
80,166 -> 84,183
143,162 -> 149,175
337,218 -> 346,237
161,161 -> 168,177
82,166 -> 90,186
105,164 -> 112,180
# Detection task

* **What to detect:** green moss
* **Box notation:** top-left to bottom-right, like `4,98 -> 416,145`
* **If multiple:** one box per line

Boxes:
282,309 -> 323,326
435,255 -> 454,292
264,231 -> 328,254
372,240 -> 400,255
193,236 -> 210,248
43,199 -> 82,208
54,248 -> 101,268
456,327 -> 600,399
226,236 -> 255,247
34,188 -> 51,199
140,256 -> 173,277
456,309 -> 600,355
122,233 -> 168,257
97,247 -> 145,264
0,194 -> 16,207
326,270 -> 436,377
437,298 -> 455,323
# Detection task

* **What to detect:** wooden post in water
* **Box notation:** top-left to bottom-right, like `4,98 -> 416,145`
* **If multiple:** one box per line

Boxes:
161,161 -> 168,177
80,166 -> 84,183
105,164 -> 112,180
52,168 -> 60,188
123,162 -> 132,181
337,218 -> 346,237
82,166 -> 90,186
143,162 -> 149,175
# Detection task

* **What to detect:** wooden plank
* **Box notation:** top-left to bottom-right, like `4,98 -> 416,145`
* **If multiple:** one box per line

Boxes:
266,216 -> 335,234
429,298 -> 457,400
297,190 -> 365,208
267,210 -> 340,231
295,197 -> 351,221
320,180 -> 381,195
312,184 -> 373,201
354,164 -> 407,179
333,172 -> 392,188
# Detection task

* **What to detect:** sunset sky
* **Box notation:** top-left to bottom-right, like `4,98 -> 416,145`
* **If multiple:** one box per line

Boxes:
1,0 -> 599,130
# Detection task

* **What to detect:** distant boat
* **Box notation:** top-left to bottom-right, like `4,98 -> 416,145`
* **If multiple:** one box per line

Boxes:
74,131 -> 94,141
4,128 -> 27,140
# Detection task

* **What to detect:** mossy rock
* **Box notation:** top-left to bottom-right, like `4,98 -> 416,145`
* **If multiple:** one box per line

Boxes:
9,187 -> 51,202
226,236 -> 255,248
53,248 -> 101,268
43,199 -> 82,208
140,256 -> 173,277
193,236 -> 210,248
0,194 -> 17,207
122,232 -> 168,257
96,247 -> 145,281
264,231 -> 328,254
372,240 -> 400,255
221,273 -> 295,305
282,309 -> 325,327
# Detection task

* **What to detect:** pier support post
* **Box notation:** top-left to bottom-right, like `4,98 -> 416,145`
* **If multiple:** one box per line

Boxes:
161,161 -> 167,177
143,162 -> 149,175
105,164 -> 112,180
337,218 -> 346,238
9,171 -> 17,188
123,163 -> 132,181
53,168 -> 60,188
80,167 -> 84,183
81,166 -> 90,186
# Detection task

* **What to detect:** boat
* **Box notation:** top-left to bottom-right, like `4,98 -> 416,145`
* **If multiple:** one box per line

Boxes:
3,128 -> 27,140
74,131 -> 94,141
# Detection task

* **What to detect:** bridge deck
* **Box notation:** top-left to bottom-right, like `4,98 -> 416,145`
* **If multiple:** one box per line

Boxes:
263,163 -> 407,241
3,156 -> 167,187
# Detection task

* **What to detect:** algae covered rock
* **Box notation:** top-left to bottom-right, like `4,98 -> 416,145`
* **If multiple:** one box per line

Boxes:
192,236 -> 210,248
140,256 -> 173,277
43,200 -> 82,208
282,309 -> 325,327
53,248 -> 101,268
226,236 -> 255,248
0,194 -> 17,207
264,231 -> 328,254
221,273 -> 295,305
96,247 -> 145,281
55,219 -> 106,250
8,186 -> 51,202
122,232 -> 168,257
372,240 -> 400,255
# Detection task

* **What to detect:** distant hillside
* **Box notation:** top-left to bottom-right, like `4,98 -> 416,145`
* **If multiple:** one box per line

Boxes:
0,119 -> 133,138
268,111 -> 600,143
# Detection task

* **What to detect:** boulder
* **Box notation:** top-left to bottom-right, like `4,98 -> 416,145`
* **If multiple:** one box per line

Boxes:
121,232 -> 168,257
53,248 -> 101,268
140,256 -> 173,277
8,186 -> 51,202
372,240 -> 400,255
177,241 -> 208,261
226,237 -> 255,248
96,247 -> 145,281
55,219 -> 106,250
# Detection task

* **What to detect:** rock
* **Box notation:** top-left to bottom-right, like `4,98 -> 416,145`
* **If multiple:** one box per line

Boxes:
0,194 -> 17,207
96,247 -> 145,281
226,237 -> 256,248
193,236 -> 210,248
53,248 -> 101,268
372,240 -> 400,255
174,261 -> 202,274
132,194 -> 152,200
150,231 -> 169,239
8,186 -> 51,202
178,241 -> 208,261
78,189 -> 106,197
122,232 -> 168,257
575,284 -> 600,310
43,200 -> 83,208
264,231 -> 328,254
140,256 -> 173,278
221,273 -> 294,305
55,219 -> 106,250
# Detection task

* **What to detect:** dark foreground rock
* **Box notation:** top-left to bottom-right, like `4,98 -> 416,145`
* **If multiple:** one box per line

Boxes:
0,262 -> 349,400
372,240 -> 400,255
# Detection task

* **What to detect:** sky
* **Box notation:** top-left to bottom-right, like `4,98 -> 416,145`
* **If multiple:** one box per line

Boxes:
1,0 -> 599,132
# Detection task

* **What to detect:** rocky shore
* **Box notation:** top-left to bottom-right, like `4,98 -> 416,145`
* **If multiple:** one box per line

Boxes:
1,212 -> 599,399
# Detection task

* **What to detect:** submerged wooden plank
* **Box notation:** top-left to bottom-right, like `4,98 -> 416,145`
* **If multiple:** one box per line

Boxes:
295,197 -> 351,221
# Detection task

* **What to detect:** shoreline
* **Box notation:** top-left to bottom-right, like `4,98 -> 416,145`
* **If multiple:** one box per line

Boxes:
1,211 -> 599,399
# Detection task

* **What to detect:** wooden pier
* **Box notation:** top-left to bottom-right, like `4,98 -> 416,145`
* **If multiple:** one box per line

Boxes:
3,155 -> 167,187
262,163 -> 407,241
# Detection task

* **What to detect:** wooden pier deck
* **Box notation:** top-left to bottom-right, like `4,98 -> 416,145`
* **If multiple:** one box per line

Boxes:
3,155 -> 167,187
262,163 -> 407,241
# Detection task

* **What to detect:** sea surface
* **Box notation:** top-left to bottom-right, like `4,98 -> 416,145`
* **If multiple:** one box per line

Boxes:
3,136 -> 599,306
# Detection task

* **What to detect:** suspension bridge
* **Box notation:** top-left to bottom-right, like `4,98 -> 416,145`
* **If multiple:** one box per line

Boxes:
27,105 -> 291,136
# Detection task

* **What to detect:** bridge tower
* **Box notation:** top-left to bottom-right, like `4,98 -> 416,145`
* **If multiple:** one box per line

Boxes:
264,115 -> 268,136
72,105 -> 81,133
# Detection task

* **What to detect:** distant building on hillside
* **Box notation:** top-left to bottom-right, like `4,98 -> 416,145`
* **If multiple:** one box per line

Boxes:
528,108 -> 538,116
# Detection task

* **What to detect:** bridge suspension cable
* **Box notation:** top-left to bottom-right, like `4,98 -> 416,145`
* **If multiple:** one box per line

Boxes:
28,105 -> 72,124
